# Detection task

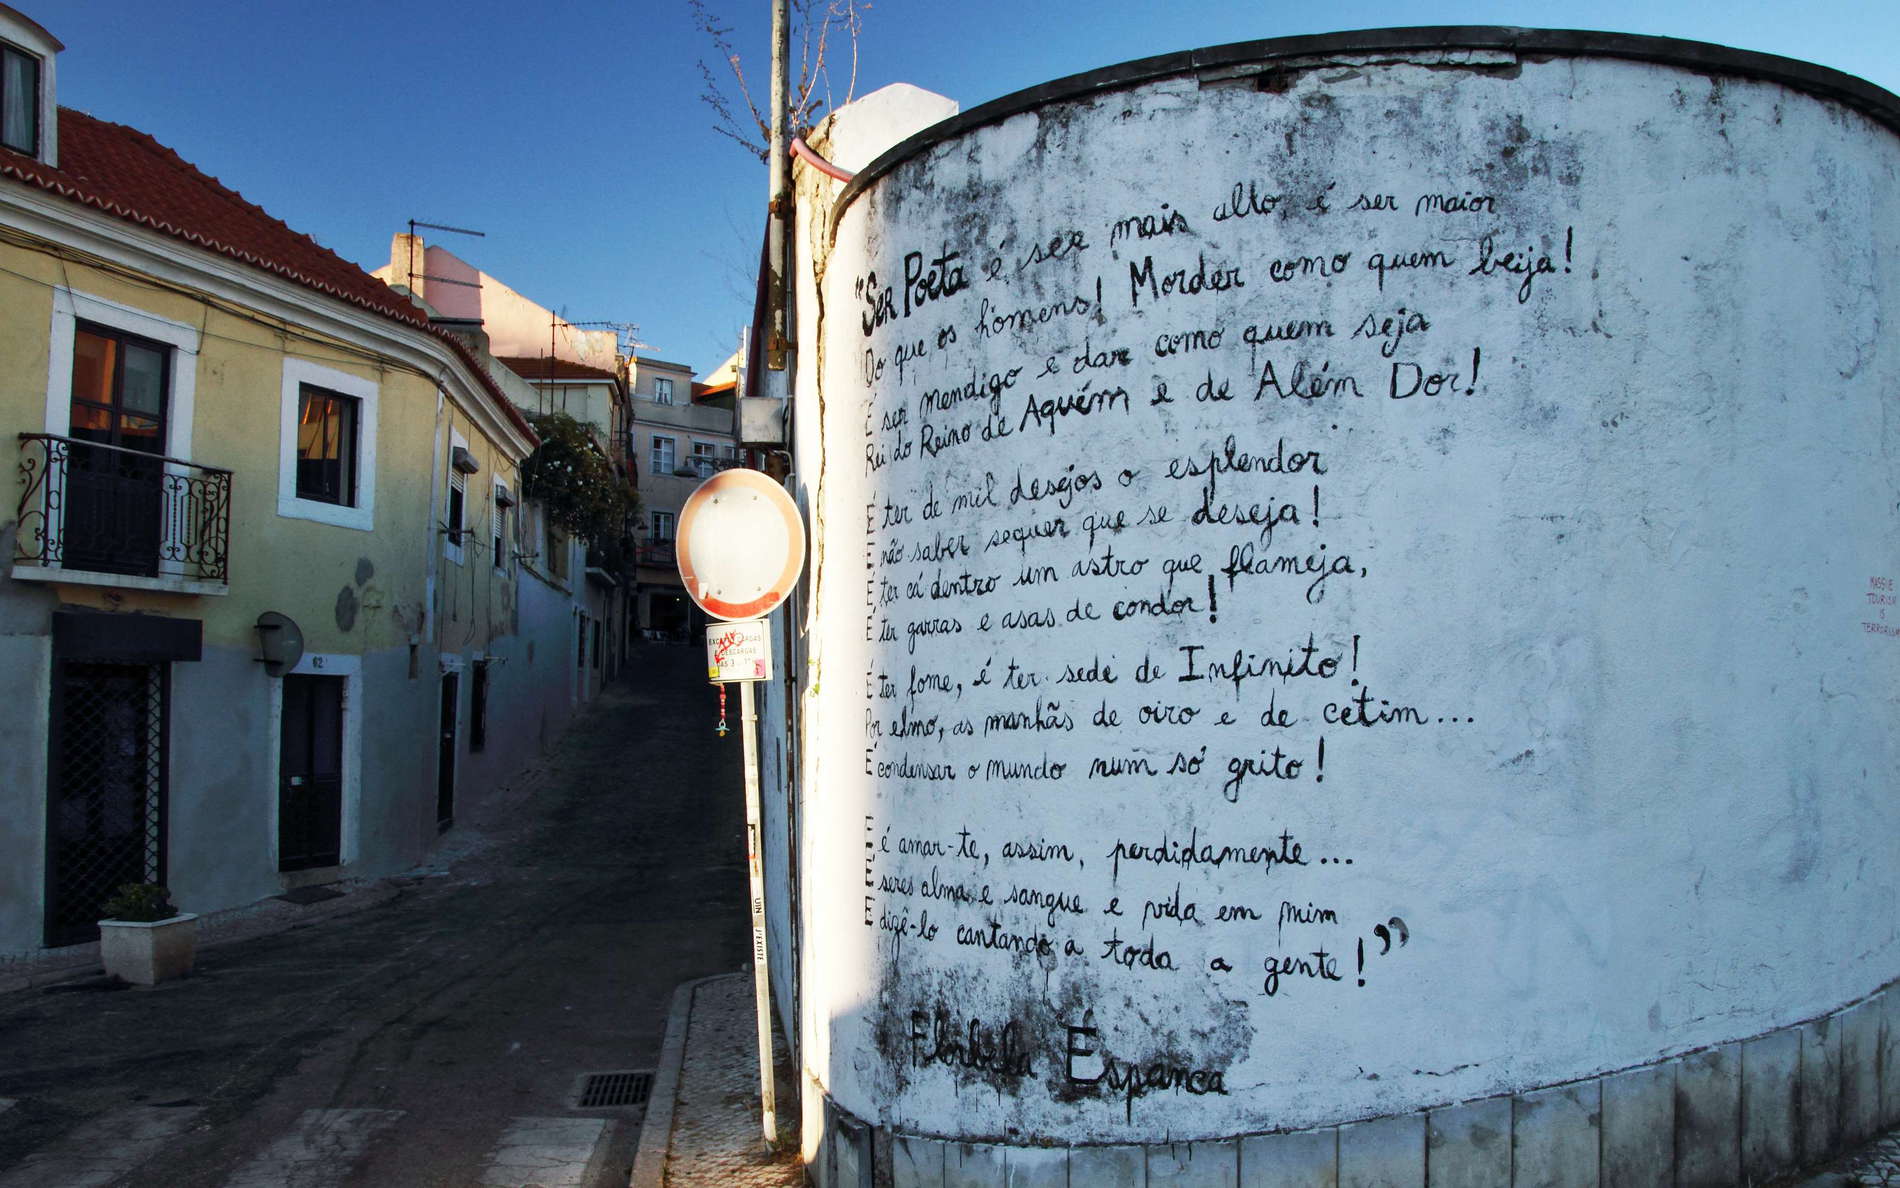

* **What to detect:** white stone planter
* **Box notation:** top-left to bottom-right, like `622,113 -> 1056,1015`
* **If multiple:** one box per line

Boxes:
98,914 -> 198,985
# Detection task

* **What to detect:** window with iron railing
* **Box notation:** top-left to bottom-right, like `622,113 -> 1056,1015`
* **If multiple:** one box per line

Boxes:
65,322 -> 169,577
14,433 -> 231,587
20,295 -> 225,589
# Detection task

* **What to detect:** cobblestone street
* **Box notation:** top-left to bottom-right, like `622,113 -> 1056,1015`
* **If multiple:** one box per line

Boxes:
0,644 -> 749,1187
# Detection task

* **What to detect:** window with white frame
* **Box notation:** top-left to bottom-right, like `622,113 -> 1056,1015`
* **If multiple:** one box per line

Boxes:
279,358 -> 377,531
492,481 -> 512,571
48,289 -> 198,455
690,440 -> 717,477
653,377 -> 674,404
294,385 -> 359,506
445,430 -> 468,565
650,434 -> 676,475
651,510 -> 676,543
1,41 -> 40,156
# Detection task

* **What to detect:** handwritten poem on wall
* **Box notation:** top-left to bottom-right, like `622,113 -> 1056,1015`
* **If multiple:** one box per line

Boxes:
829,100 -> 1592,1125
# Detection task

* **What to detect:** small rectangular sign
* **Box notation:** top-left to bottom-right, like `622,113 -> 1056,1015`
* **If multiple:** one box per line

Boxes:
707,619 -> 772,682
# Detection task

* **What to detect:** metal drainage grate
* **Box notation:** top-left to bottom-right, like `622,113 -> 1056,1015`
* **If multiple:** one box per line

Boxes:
573,1070 -> 653,1110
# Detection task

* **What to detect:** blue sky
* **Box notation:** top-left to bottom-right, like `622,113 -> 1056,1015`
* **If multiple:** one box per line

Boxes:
43,1 -> 1900,376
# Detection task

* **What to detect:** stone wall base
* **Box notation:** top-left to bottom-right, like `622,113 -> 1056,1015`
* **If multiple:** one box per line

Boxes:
804,979 -> 1898,1186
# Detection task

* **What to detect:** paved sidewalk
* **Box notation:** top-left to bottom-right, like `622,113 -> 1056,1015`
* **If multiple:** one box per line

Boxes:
632,972 -> 802,1188
0,726 -> 574,999
1796,1131 -> 1900,1186
0,876 -> 406,996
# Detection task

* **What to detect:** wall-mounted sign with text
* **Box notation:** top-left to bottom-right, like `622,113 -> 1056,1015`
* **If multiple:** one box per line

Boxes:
706,618 -> 772,683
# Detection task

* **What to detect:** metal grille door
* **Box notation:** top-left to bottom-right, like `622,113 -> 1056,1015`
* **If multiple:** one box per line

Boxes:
45,661 -> 166,946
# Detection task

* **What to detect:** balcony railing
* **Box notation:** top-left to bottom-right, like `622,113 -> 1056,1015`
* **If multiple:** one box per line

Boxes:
15,433 -> 232,589
637,542 -> 676,568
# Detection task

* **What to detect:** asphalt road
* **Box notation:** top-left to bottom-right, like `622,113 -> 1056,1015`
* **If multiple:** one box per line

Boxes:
0,643 -> 750,1187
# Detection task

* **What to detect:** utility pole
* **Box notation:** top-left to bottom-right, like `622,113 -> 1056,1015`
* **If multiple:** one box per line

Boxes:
766,0 -> 791,375
736,9 -> 791,1152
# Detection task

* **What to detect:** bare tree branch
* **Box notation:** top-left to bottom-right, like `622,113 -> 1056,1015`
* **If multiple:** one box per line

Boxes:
691,0 -> 870,161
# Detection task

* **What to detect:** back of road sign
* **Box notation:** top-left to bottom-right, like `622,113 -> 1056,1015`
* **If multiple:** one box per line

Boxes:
676,469 -> 806,621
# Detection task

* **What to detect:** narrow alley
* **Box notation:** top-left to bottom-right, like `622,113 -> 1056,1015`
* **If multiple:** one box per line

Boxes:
0,643 -> 748,1187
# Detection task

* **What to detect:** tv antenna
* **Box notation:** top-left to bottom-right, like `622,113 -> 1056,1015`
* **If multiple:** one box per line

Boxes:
405,218 -> 487,294
571,320 -> 649,357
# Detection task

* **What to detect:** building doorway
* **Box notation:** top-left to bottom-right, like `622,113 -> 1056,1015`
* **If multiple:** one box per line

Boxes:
647,590 -> 691,642
437,672 -> 458,831
278,674 -> 343,871
65,323 -> 170,576
45,660 -> 166,946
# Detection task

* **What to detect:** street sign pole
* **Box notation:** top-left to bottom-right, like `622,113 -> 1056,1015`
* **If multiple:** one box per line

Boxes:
677,469 -> 806,1152
739,678 -> 777,1147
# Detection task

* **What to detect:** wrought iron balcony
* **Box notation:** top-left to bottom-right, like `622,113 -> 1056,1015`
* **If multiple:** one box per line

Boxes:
14,433 -> 232,592
636,542 -> 676,568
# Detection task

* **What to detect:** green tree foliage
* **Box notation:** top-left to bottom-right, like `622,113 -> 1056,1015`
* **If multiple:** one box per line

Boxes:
520,411 -> 636,546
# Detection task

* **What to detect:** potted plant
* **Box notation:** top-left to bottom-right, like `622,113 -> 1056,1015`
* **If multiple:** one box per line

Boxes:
98,883 -> 198,985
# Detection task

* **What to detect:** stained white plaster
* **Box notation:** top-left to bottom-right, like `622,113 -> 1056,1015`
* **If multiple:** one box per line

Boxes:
796,49 -> 1900,1146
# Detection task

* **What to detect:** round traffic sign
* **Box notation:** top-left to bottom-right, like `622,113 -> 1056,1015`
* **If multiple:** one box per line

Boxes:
676,468 -> 806,621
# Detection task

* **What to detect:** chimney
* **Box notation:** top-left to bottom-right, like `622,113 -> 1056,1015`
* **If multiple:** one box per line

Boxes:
390,232 -> 427,302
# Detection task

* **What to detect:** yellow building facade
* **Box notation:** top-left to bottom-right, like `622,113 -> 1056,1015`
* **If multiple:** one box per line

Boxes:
0,8 -> 553,954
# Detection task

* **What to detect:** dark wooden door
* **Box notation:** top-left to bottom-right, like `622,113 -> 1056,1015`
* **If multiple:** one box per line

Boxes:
279,675 -> 343,871
437,672 -> 458,830
66,324 -> 168,576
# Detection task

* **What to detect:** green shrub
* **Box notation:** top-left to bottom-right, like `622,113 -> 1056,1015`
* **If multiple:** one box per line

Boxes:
520,412 -> 637,544
100,883 -> 178,922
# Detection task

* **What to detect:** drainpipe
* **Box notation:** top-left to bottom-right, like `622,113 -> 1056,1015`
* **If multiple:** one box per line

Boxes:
422,388 -> 446,658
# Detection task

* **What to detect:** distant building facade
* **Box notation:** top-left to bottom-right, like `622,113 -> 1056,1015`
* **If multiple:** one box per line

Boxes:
627,356 -> 738,640
372,233 -> 635,689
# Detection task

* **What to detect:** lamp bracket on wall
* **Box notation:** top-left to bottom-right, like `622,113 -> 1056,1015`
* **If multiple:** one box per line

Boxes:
255,611 -> 305,677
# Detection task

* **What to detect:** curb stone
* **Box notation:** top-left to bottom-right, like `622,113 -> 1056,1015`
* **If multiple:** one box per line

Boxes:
630,973 -> 731,1188
0,878 -> 406,997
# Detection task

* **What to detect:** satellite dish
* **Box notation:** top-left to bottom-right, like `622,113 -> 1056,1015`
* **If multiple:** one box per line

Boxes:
255,611 -> 305,677
676,469 -> 806,622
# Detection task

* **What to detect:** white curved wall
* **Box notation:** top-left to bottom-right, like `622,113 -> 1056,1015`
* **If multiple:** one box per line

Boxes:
801,48 -> 1900,1144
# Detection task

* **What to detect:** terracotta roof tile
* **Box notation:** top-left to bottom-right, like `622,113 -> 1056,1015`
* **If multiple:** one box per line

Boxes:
496,355 -> 621,383
0,109 -> 536,446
